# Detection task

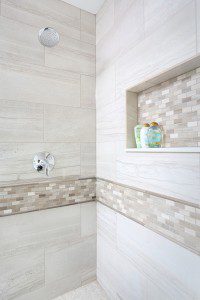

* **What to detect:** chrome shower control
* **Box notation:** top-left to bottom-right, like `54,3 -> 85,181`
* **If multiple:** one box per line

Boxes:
33,152 -> 55,176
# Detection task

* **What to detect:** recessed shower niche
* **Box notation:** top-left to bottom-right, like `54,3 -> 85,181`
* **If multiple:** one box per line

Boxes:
126,55 -> 200,153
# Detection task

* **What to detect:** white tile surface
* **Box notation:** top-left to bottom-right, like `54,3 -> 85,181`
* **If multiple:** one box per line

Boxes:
0,204 -> 97,299
54,281 -> 108,300
44,105 -> 96,143
97,202 -> 200,300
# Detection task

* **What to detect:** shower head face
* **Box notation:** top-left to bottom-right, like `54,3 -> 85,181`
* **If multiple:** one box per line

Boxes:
38,27 -> 59,47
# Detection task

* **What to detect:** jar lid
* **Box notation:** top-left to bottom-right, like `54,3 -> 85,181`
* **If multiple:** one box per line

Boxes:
143,123 -> 150,127
150,122 -> 159,127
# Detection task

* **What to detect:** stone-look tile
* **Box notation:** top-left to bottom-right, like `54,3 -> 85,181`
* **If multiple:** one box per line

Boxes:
81,75 -> 96,109
0,100 -> 43,142
96,179 -> 200,255
81,11 -> 96,45
1,0 -> 81,40
0,245 -> 45,299
81,202 -> 97,237
197,0 -> 200,53
116,142 -> 200,205
81,143 -> 96,178
0,16 -> 44,65
45,235 -> 96,285
45,43 -> 95,76
97,202 -> 200,300
44,105 -> 96,143
54,281 -> 108,300
96,142 -> 116,182
0,177 -> 95,217
96,0 -> 114,44
0,62 -> 81,107
138,68 -> 200,147
0,203 -> 97,300
96,65 -> 115,108
116,2 -> 196,91
0,143 -> 81,182
144,0 -> 192,35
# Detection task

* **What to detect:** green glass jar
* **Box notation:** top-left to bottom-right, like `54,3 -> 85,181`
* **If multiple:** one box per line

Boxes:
147,122 -> 163,148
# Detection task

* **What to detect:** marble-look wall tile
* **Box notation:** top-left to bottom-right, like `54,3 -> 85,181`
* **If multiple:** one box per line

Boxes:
81,10 -> 96,45
0,16 -> 44,65
96,142 -> 116,182
197,0 -> 200,53
45,44 -> 95,76
116,142 -> 200,204
0,62 -> 81,107
44,105 -> 96,143
0,203 -> 97,300
81,75 -> 96,109
0,100 -> 43,142
0,143 -> 81,181
96,0 -> 114,44
1,0 -> 81,40
81,143 -> 96,178
0,245 -> 45,300
81,202 -> 97,237
144,0 -> 193,35
97,202 -> 200,300
116,2 -> 196,90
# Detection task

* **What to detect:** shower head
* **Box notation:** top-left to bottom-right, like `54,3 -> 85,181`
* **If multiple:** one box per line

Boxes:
38,27 -> 59,47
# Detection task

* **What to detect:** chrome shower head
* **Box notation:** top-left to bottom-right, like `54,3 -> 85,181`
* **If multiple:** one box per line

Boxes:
38,27 -> 59,47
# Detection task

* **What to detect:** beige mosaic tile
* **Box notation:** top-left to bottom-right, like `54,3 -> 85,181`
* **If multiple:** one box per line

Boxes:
0,177 -> 96,216
96,178 -> 200,255
138,68 -> 200,147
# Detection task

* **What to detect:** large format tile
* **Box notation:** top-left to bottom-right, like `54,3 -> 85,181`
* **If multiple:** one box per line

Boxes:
144,0 -> 193,35
81,75 -> 95,109
0,245 -> 44,300
0,16 -> 44,65
117,212 -> 200,299
0,100 -> 43,142
1,0 -> 80,40
96,142 -> 116,182
81,202 -> 96,237
97,203 -> 200,300
44,105 -> 96,143
197,0 -> 200,53
116,142 -> 200,204
0,62 -> 80,107
0,205 -> 81,250
45,42 -> 95,76
81,143 -> 96,177
45,235 -> 96,284
116,2 -> 196,90
0,142 -> 81,182
96,0 -> 114,44
81,10 -> 96,45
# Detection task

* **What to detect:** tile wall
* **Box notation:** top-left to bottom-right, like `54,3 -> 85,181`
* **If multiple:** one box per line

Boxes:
0,0 -> 96,182
0,202 -> 97,300
0,177 -> 96,216
97,202 -> 200,300
138,67 -> 200,147
96,178 -> 200,255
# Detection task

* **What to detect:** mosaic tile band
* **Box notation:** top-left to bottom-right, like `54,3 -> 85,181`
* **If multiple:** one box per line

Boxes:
96,178 -> 200,256
138,67 -> 200,147
0,177 -> 96,216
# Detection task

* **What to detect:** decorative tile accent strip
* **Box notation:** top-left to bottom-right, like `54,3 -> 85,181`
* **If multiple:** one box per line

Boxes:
138,67 -> 200,147
96,178 -> 200,255
0,177 -> 96,216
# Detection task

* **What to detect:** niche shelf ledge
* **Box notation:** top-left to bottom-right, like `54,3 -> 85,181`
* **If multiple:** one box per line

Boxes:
126,54 -> 200,153
126,147 -> 200,153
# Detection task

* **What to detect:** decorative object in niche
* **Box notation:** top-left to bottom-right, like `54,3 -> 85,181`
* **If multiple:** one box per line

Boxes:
126,55 -> 200,152
147,122 -> 163,148
33,152 -> 55,176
